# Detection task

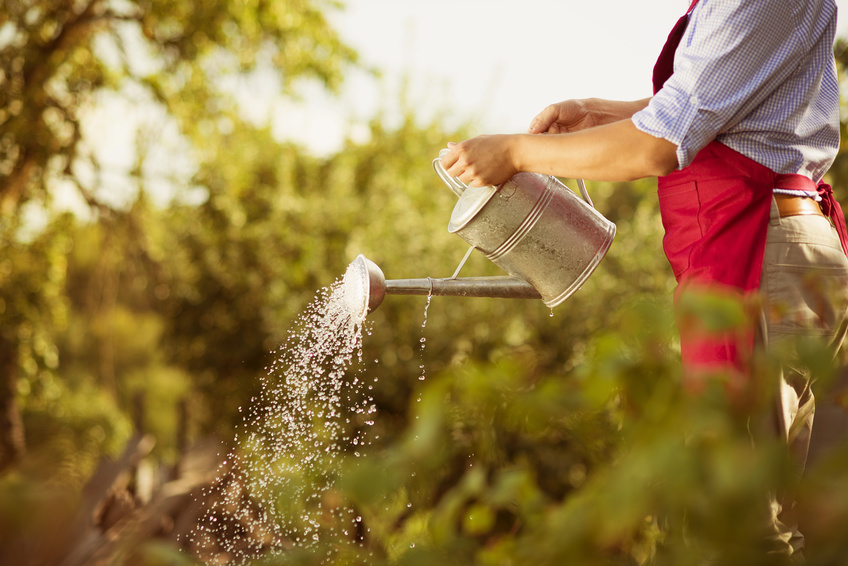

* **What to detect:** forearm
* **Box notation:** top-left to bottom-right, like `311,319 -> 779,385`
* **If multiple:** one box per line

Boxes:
580,97 -> 653,126
514,118 -> 679,182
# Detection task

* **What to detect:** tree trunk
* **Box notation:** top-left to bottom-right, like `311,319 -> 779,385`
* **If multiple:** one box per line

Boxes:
0,334 -> 25,472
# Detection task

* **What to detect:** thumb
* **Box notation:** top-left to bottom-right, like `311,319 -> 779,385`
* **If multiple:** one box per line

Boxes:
527,105 -> 557,134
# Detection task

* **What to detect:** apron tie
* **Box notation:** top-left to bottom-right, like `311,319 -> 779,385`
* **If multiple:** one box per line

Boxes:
816,181 -> 848,257
773,173 -> 848,257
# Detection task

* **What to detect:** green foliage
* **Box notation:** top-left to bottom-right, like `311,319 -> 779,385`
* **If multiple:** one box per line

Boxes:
21,375 -> 132,486
0,0 -> 358,213
3,2 -> 848,566
0,212 -> 70,371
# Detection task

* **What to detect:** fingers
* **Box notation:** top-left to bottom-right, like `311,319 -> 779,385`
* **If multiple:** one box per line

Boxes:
440,143 -> 459,171
440,142 -> 483,188
527,104 -> 560,134
528,100 -> 593,134
440,142 -> 469,185
440,137 -> 514,188
443,145 -> 474,185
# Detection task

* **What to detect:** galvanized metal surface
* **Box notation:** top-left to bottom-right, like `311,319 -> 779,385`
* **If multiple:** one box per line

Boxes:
433,153 -> 616,308
344,255 -> 541,319
344,151 -> 617,318
385,276 -> 541,299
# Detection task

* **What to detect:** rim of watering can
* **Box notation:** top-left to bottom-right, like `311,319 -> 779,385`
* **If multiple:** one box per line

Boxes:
342,254 -> 386,322
447,184 -> 502,233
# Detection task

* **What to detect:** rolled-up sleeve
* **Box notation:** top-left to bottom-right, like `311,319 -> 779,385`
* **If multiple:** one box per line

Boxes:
632,0 -> 806,169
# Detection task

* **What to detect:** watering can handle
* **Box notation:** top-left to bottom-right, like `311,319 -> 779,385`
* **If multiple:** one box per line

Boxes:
434,148 -> 595,208
433,149 -> 471,197
576,178 -> 594,208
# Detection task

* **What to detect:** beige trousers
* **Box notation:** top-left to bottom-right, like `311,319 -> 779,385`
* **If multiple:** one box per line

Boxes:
758,198 -> 848,557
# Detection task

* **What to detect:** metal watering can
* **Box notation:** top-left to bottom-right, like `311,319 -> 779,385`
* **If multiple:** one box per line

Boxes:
344,149 -> 616,320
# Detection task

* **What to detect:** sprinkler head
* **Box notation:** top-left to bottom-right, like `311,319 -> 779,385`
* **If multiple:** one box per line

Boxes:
342,254 -> 387,322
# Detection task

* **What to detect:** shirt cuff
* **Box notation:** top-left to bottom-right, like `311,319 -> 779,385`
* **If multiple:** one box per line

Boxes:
632,91 -> 704,169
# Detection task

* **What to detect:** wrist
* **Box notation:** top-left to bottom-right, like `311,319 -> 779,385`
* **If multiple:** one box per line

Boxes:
583,97 -> 650,125
510,134 -> 532,173
584,98 -> 619,126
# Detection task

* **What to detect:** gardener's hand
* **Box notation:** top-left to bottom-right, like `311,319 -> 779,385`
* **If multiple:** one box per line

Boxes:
528,97 -> 652,134
440,135 -> 520,188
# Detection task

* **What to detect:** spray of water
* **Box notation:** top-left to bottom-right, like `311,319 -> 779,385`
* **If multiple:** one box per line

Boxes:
187,267 -> 375,564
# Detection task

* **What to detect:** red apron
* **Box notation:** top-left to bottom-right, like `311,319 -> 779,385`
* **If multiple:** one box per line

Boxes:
653,0 -> 848,381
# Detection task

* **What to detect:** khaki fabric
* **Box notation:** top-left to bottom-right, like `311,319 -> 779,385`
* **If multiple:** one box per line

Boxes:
757,198 -> 848,557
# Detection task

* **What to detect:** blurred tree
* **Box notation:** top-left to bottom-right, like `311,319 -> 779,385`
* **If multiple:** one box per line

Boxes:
0,214 -> 70,471
2,0 -> 846,563
0,0 -> 356,212
0,0 -> 357,469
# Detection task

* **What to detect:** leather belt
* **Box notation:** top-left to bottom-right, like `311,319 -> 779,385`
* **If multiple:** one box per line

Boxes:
774,193 -> 824,218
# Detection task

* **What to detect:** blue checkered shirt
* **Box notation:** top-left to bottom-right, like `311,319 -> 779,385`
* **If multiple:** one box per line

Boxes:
632,0 -> 840,184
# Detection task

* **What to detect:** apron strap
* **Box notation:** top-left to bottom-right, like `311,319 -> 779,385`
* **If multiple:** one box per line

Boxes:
652,0 -> 701,93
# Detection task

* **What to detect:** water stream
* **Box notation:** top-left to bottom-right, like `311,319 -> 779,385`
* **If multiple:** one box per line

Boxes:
188,271 -> 376,564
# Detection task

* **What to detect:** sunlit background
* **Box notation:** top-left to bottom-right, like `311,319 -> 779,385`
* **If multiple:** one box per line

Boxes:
256,0 -> 848,153
75,0 -> 848,213
5,1 -> 848,564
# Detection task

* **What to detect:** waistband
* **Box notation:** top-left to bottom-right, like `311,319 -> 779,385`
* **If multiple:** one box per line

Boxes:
773,193 -> 824,218
775,173 -> 848,255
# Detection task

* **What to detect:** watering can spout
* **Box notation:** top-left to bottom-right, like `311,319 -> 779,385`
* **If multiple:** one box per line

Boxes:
342,150 -> 615,320
342,255 -> 388,321
342,255 -> 540,320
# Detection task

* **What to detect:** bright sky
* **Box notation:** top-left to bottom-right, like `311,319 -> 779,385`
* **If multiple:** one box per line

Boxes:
272,0 -> 848,155
62,0 -> 848,221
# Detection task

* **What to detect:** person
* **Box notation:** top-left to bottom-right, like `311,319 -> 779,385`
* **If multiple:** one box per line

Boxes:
441,0 -> 848,558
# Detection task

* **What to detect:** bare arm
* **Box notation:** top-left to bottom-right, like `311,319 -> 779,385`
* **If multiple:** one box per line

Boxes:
443,117 -> 678,187
528,98 -> 653,133
517,118 -> 678,181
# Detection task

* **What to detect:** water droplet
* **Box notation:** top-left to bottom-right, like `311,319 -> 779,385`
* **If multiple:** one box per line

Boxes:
186,274 -> 378,563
